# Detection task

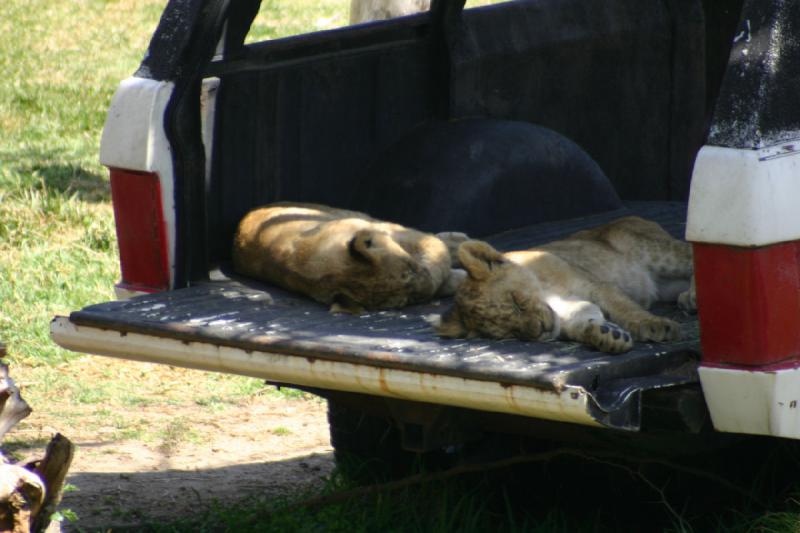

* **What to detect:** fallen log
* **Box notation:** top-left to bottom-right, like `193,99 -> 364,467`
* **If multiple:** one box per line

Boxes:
0,345 -> 73,533
0,361 -> 33,443
30,435 -> 74,533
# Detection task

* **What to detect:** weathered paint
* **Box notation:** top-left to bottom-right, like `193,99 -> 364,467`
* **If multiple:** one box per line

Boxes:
707,1 -> 800,150
687,142 -> 800,437
687,145 -> 800,247
100,77 -> 176,290
699,363 -> 800,439
51,317 -> 601,427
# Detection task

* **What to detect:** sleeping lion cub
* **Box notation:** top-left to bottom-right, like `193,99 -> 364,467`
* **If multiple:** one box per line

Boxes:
233,202 -> 466,313
435,216 -> 696,353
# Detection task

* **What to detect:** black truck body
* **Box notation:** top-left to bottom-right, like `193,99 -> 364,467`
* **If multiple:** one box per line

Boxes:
55,0 -> 792,460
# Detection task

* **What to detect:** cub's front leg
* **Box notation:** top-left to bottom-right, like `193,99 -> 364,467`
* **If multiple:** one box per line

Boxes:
546,295 -> 633,354
587,283 -> 681,342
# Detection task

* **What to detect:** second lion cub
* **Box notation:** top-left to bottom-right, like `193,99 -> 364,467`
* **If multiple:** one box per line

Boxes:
436,217 -> 695,353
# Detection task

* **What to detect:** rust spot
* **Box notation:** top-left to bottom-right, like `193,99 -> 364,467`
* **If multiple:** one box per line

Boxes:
570,392 -> 579,400
305,357 -> 316,364
503,384 -> 521,411
791,400 -> 797,409
378,368 -> 390,394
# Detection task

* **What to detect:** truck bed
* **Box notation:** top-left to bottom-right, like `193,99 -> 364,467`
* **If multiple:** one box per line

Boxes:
52,202 -> 700,431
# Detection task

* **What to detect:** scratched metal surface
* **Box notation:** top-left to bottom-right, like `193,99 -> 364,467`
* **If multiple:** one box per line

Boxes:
70,202 -> 700,417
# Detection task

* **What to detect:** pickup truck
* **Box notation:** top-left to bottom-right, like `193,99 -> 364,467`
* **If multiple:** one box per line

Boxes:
51,0 -> 800,471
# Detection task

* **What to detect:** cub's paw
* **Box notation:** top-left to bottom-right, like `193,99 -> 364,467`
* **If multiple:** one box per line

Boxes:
677,288 -> 696,313
629,316 -> 681,343
584,320 -> 633,354
436,232 -> 470,268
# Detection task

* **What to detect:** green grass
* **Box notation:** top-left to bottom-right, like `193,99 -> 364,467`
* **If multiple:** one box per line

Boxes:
0,0 -> 158,364
247,0 -> 348,42
271,426 -> 293,436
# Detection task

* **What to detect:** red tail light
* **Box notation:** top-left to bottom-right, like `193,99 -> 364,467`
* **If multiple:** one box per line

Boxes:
109,168 -> 170,293
693,241 -> 800,368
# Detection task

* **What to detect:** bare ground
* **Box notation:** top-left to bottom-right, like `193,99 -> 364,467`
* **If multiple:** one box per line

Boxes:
6,360 -> 335,531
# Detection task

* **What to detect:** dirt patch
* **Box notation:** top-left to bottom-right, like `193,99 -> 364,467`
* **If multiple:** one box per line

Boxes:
62,398 -> 333,530
7,361 -> 335,531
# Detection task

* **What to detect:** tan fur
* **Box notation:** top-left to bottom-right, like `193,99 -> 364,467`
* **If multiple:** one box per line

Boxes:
232,202 -> 464,313
436,217 -> 696,353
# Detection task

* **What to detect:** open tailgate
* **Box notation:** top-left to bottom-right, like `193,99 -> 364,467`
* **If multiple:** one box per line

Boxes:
52,202 -> 700,431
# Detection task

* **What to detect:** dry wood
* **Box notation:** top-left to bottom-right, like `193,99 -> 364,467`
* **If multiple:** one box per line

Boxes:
0,352 -> 72,532
30,434 -> 74,533
0,362 -> 32,442
0,462 -> 45,533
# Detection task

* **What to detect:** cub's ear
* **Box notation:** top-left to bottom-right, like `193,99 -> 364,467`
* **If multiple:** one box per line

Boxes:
434,306 -> 469,338
457,240 -> 506,281
348,229 -> 378,264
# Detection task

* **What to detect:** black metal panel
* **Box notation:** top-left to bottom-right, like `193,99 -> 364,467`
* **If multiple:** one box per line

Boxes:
135,0 -> 213,81
708,0 -> 800,148
206,0 -> 707,267
449,0 -> 705,201
208,40 -> 438,262
70,202 -> 698,430
130,0 -> 234,287
167,1 -> 233,288
222,0 -> 261,58
132,0 -> 236,287
663,0 -> 707,201
701,0 -> 746,123
137,0 -> 262,80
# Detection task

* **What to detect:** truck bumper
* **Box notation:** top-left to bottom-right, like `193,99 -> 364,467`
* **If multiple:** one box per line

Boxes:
699,364 -> 800,439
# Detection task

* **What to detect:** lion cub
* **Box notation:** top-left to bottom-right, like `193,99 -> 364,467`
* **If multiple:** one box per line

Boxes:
233,202 -> 467,313
436,217 -> 696,353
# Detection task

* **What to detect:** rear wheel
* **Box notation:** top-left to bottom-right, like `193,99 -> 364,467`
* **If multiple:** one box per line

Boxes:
327,399 -> 419,482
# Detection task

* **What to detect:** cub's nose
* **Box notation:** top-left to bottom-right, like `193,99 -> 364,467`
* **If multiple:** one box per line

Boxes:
525,303 -> 557,341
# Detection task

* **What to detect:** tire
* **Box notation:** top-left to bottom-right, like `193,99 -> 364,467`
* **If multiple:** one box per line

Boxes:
327,399 -> 419,483
351,118 -> 620,236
